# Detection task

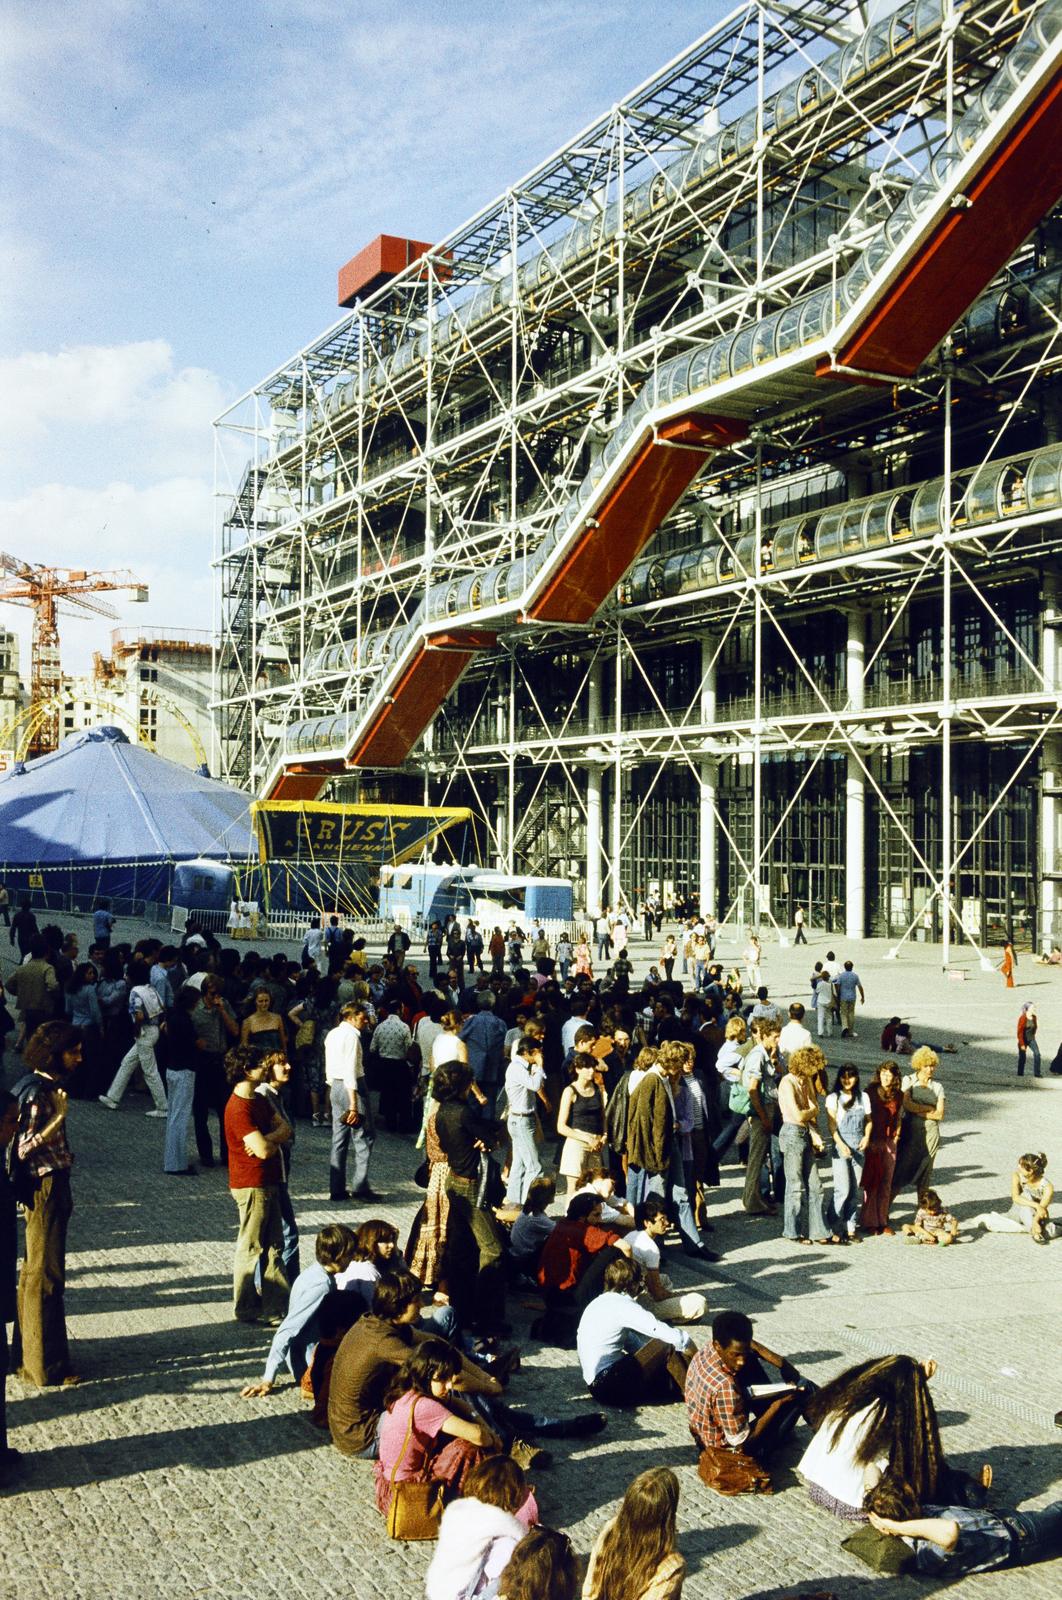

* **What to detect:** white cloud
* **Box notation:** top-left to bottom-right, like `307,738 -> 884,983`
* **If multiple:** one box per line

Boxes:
0,475 -> 215,673
0,340 -> 230,487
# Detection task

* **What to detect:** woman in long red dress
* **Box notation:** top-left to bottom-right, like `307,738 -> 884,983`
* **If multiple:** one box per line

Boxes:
1000,940 -> 1016,988
861,1062 -> 904,1235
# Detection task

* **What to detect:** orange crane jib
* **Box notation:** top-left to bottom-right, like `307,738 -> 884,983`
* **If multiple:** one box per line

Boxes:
0,553 -> 149,759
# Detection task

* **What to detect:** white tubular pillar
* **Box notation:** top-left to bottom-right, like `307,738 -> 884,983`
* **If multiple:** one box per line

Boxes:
585,661 -> 603,916
495,790 -> 507,872
1041,574 -> 1060,952
610,626 -> 623,912
845,609 -> 867,940
699,633 -> 718,918
699,759 -> 718,920
493,683 -> 507,870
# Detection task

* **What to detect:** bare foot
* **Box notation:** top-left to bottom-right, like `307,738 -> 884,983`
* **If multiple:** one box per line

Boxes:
921,1358 -> 938,1380
981,1463 -> 993,1490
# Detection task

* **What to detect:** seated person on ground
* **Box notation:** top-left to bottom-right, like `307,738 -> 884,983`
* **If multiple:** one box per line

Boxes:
425,1456 -> 535,1600
576,1257 -> 693,1407
509,1177 -> 556,1273
686,1310 -> 812,1472
902,1188 -> 959,1246
373,1339 -> 531,1517
328,1271 -> 501,1460
535,1193 -> 631,1316
240,1223 -> 357,1397
628,1196 -> 707,1324
573,1167 -> 635,1231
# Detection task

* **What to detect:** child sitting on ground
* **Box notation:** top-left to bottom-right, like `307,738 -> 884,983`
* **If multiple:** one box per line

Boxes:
972,1152 -> 1056,1244
902,1189 -> 958,1247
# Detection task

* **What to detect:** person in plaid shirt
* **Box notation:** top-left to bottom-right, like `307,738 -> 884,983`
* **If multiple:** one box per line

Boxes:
10,1021 -> 82,1387
686,1309 -> 813,1461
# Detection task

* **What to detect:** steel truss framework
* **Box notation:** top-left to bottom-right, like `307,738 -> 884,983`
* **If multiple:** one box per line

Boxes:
215,0 -> 1062,958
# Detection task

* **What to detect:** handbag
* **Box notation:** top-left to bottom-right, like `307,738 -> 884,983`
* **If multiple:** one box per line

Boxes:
476,1152 -> 505,1211
697,1445 -> 773,1496
385,1399 -> 445,1541
841,1523 -> 916,1575
294,1018 -> 316,1050
413,1159 -> 430,1189
728,1071 -> 751,1115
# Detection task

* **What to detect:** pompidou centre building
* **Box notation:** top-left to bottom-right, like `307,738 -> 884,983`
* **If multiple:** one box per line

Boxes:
214,0 -> 1062,959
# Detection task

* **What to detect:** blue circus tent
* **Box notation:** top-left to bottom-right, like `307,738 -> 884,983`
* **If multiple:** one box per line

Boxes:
0,726 -> 256,909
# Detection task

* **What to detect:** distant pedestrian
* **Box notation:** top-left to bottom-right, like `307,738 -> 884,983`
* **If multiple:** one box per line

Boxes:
834,961 -> 865,1038
0,883 -> 9,928
1000,938 -> 1016,988
9,899 -> 37,959
793,905 -> 807,945
92,900 -> 115,950
743,934 -> 762,989
1017,1002 -> 1041,1077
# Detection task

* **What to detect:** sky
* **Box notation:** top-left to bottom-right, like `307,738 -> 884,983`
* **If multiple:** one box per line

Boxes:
0,0 -> 732,681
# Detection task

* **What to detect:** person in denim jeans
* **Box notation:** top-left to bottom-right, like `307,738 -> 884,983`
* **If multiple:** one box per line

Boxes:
867,1474 -> 1062,1577
777,1045 -> 840,1245
825,1065 -> 871,1240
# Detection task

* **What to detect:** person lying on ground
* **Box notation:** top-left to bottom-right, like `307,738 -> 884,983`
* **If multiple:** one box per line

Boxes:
865,1473 -> 1061,1578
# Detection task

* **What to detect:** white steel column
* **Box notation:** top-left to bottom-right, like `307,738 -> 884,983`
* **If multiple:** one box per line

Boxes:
586,659 -> 603,917
1041,572 -> 1061,951
699,633 -> 718,920
610,622 -> 623,911
941,369 -> 955,970
494,680 -> 507,870
845,608 -> 867,940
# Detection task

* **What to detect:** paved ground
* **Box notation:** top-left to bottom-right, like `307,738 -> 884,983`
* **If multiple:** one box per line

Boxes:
2,920 -> 1061,1600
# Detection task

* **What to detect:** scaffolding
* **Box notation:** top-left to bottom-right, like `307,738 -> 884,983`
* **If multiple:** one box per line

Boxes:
214,0 -> 1062,958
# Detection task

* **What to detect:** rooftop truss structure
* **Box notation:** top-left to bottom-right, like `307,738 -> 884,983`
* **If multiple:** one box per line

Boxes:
215,0 -> 1062,959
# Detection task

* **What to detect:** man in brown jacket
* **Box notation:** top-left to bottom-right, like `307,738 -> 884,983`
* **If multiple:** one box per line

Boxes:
625,1047 -> 677,1210
5,939 -> 59,1041
328,1271 -> 503,1459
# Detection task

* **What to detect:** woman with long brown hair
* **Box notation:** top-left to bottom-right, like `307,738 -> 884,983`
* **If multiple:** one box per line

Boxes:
499,1528 -> 579,1600
861,1061 -> 904,1235
583,1466 -> 684,1600
798,1354 -> 988,1520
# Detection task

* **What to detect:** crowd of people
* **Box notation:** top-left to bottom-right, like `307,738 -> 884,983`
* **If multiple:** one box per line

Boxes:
0,898 -> 1059,1591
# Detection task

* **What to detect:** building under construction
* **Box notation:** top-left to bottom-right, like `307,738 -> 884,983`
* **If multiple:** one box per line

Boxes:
213,0 -> 1062,959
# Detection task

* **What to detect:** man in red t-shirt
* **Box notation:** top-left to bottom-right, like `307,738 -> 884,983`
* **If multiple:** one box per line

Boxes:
223,1045 -> 290,1324
537,1193 -> 631,1314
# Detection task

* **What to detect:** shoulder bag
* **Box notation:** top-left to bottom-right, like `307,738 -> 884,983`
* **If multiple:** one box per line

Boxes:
385,1398 -> 445,1541
841,1523 -> 916,1575
697,1444 -> 773,1496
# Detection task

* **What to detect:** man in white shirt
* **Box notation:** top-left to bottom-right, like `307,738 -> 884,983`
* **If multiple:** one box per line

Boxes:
372,1004 -> 415,1134
748,987 -> 784,1027
325,1005 -> 376,1202
628,1197 -> 707,1324
503,1036 -> 546,1206
778,1002 -> 813,1060
561,999 -> 592,1056
576,1256 -> 693,1407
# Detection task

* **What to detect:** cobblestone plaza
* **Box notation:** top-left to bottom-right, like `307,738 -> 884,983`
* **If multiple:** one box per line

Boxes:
2,925 -> 1060,1600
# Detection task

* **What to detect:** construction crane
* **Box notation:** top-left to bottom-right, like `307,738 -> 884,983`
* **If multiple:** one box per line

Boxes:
0,554 -> 149,757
